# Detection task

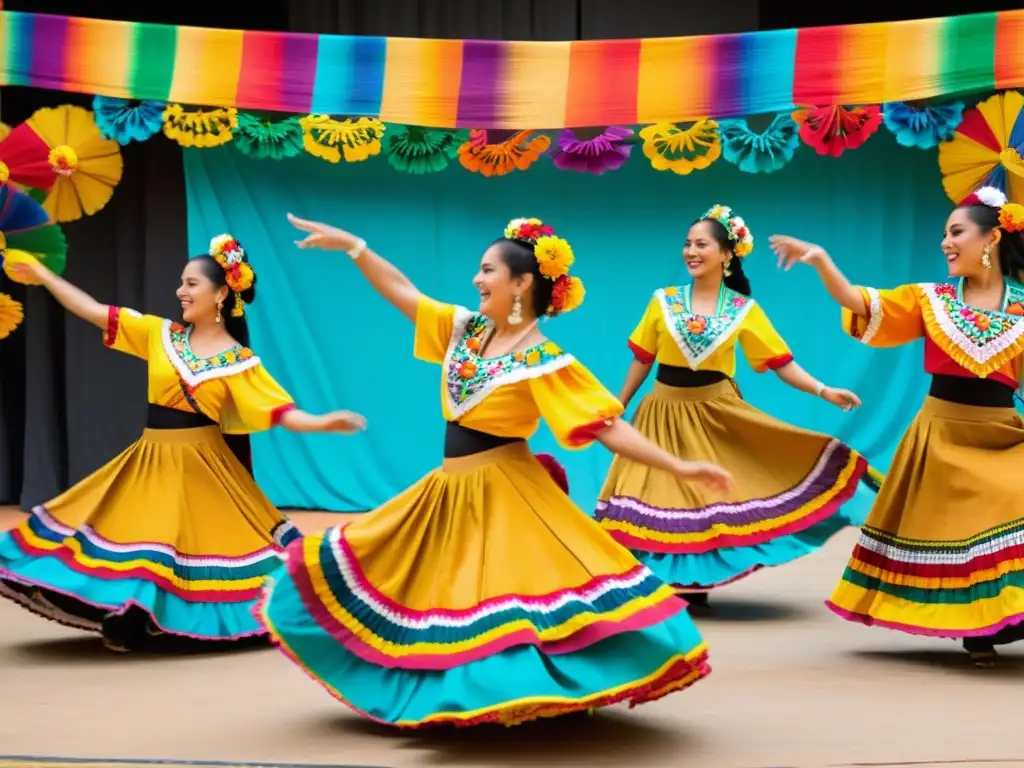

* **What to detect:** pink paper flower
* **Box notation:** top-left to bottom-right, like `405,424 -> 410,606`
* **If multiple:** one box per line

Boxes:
552,126 -> 634,175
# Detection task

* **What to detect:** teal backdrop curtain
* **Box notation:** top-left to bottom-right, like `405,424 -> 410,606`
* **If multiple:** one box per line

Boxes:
183,135 -> 950,514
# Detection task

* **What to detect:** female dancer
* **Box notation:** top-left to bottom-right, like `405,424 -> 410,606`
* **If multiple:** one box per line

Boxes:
0,234 -> 366,651
257,213 -> 732,728
771,186 -> 1024,667
594,204 -> 869,607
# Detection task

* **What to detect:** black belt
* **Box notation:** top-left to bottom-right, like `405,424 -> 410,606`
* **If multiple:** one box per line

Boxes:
443,422 -> 523,458
929,374 -> 1015,408
656,364 -> 729,388
145,403 -> 217,429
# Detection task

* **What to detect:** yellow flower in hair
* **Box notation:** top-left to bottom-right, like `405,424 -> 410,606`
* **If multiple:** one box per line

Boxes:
534,235 -> 574,280
552,275 -> 585,314
999,203 -> 1024,233
226,262 -> 255,293
734,240 -> 754,258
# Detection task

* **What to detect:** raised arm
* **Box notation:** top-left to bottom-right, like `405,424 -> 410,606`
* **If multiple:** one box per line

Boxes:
9,259 -> 107,328
288,213 -> 421,321
618,359 -> 653,409
769,235 -> 867,317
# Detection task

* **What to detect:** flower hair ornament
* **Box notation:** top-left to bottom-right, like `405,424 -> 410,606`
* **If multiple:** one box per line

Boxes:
701,204 -> 754,258
960,186 -> 1024,233
503,217 -> 585,317
208,233 -> 255,318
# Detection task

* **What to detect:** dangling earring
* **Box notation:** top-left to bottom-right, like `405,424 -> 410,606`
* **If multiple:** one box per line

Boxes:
982,244 -> 993,270
508,295 -> 523,325
215,300 -> 223,323
723,260 -> 733,278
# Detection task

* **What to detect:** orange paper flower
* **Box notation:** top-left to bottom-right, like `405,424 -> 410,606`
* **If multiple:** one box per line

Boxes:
458,130 -> 550,177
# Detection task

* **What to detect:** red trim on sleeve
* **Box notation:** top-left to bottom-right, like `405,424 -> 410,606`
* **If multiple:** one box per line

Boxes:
567,417 -> 616,447
102,306 -> 120,347
763,354 -> 794,371
627,339 -> 655,365
270,403 -> 297,427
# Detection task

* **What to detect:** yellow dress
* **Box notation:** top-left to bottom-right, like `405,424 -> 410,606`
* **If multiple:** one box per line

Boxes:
595,284 -> 871,589
827,281 -> 1024,644
257,296 -> 711,728
0,306 -> 302,646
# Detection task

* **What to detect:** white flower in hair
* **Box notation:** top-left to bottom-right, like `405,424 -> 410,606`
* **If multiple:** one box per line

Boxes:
975,186 -> 1008,208
731,216 -> 745,229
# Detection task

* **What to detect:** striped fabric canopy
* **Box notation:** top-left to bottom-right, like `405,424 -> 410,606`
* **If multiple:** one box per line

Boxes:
2,10 -> 1023,129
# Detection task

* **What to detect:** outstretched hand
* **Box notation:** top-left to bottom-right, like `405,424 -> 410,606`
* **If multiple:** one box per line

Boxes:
287,213 -> 361,252
676,461 -> 733,495
822,387 -> 861,412
321,410 -> 368,434
769,235 -> 828,271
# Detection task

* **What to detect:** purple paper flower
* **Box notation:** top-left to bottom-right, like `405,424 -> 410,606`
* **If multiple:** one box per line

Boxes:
552,126 -> 633,175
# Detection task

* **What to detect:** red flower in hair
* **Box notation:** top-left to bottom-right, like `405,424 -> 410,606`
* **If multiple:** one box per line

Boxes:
518,222 -> 554,241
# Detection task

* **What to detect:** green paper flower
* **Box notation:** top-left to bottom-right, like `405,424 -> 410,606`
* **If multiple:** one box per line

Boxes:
232,114 -> 305,160
385,125 -> 468,174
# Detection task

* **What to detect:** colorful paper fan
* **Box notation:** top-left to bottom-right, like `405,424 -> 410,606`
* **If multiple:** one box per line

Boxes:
638,120 -> 721,175
551,127 -> 634,175
385,125 -> 467,174
0,184 -> 68,280
0,292 -> 24,340
791,105 -> 882,158
92,95 -> 166,145
232,114 -> 304,160
299,116 -> 386,163
937,91 -> 1024,205
718,114 -> 800,174
882,101 -> 964,150
163,105 -> 238,148
458,130 -> 551,177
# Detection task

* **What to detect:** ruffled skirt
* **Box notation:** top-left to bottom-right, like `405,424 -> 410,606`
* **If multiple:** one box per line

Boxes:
827,397 -> 1024,643
257,442 -> 710,728
0,426 -> 299,646
595,381 -> 871,589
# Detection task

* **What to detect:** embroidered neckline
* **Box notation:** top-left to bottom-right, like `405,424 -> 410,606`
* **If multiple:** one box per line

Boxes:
656,284 -> 753,367
443,309 -> 574,418
160,320 -> 262,387
955,276 -> 1024,314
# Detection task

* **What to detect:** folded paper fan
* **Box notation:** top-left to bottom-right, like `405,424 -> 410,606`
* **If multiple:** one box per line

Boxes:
551,127 -> 634,175
0,292 -> 24,340
0,184 -> 68,277
882,101 -> 964,150
718,114 -> 800,174
25,105 -> 124,222
299,116 -> 386,163
233,114 -> 304,160
791,105 -> 882,158
93,95 -> 167,145
385,125 -> 467,174
0,121 -> 59,191
638,120 -> 721,175
458,130 -> 551,177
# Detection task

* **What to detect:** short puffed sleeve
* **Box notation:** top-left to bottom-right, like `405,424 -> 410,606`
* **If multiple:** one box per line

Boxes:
841,284 -> 924,348
414,295 -> 461,364
627,294 -> 661,364
102,306 -> 162,360
737,302 -> 795,373
220,364 -> 297,434
528,359 -> 625,449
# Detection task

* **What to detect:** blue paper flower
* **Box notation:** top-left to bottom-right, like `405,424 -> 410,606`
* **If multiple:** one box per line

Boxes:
92,95 -> 166,145
717,114 -> 800,174
882,101 -> 964,150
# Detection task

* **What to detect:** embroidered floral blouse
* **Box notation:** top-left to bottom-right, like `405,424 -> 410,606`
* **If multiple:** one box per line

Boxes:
627,285 -> 794,376
415,296 -> 624,447
842,280 -> 1024,388
103,306 -> 296,433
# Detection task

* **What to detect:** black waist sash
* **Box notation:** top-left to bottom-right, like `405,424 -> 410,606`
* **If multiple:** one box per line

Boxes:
145,403 -> 217,429
928,374 -> 1015,408
444,422 -> 523,459
655,364 -> 729,388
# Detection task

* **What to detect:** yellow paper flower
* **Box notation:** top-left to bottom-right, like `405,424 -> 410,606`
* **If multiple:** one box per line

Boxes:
300,115 -> 386,164
639,119 -> 721,175
534,235 -> 574,280
163,105 -> 238,148
999,203 -> 1024,233
0,292 -> 24,340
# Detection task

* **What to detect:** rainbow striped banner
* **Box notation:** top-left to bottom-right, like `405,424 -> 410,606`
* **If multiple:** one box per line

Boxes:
1,10 -> 1023,129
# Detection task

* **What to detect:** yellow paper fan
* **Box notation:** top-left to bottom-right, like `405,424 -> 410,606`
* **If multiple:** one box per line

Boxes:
299,115 -> 386,163
163,105 -> 238,149
0,123 -> 11,142
0,292 -> 24,340
25,105 -> 124,223
2,249 -> 43,285
639,119 -> 721,175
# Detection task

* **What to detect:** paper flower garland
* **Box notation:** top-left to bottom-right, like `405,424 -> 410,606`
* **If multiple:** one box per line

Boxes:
638,119 -> 721,175
92,96 -> 166,145
938,91 -> 1024,205
551,127 -> 634,175
0,293 -> 23,340
299,116 -> 386,164
791,105 -> 882,158
232,114 -> 304,160
458,130 -> 551,177
384,125 -> 467,174
717,114 -> 800,174
882,102 -> 965,150
163,105 -> 238,148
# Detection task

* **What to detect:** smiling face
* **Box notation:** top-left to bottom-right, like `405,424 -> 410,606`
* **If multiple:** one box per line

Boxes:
943,207 -> 1001,278
472,242 -> 535,321
176,259 -> 227,325
683,220 -> 732,281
